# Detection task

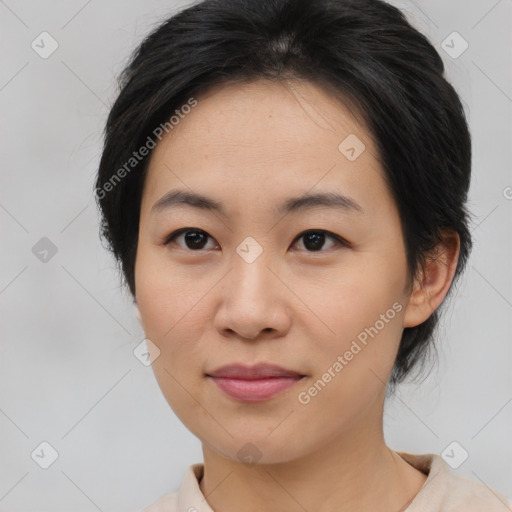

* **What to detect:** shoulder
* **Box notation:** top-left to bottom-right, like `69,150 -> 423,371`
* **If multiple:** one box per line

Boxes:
139,463 -> 206,512
398,452 -> 512,512
442,471 -> 512,511
139,492 -> 178,512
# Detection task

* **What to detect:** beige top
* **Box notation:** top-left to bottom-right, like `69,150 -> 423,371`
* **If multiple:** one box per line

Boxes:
141,452 -> 512,511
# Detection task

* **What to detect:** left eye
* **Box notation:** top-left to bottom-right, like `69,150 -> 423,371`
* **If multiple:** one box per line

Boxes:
292,230 -> 344,252
163,228 -> 346,252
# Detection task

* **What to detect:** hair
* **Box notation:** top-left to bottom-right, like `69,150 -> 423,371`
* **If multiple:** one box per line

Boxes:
95,0 -> 472,392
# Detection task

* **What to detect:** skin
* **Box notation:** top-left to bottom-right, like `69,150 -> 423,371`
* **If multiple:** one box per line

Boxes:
134,78 -> 460,512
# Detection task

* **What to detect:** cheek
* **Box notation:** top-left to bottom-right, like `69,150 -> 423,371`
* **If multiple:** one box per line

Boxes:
134,247 -> 216,372
134,250 -> 211,426
295,252 -> 407,341
136,245 -> 193,331
295,296 -> 404,436
294,252 -> 407,402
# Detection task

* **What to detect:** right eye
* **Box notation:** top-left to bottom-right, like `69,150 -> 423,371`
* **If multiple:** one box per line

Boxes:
163,228 -> 219,251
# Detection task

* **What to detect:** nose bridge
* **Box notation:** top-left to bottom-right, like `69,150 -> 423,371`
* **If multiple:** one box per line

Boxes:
229,241 -> 276,304
213,240 -> 290,339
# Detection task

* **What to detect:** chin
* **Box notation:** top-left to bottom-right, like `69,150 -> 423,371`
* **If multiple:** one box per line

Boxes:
203,431 -> 309,467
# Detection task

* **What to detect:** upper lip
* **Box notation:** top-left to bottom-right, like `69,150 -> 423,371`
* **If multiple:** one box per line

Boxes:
206,363 -> 304,380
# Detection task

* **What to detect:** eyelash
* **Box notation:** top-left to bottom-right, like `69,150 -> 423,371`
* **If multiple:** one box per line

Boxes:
163,228 -> 349,253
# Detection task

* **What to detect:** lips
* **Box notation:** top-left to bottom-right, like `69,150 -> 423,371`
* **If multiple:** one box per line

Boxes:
206,363 -> 305,402
206,363 -> 304,379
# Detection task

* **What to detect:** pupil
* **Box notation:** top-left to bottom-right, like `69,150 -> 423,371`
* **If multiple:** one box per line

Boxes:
185,231 -> 206,249
305,232 -> 324,251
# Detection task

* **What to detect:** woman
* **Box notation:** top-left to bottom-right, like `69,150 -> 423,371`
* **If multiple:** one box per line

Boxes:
95,0 -> 512,510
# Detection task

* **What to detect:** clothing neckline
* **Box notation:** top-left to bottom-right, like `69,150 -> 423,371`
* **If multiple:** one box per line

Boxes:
185,451 -> 443,511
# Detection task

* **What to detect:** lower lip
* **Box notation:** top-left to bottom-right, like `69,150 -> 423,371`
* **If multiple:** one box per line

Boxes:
209,376 -> 303,402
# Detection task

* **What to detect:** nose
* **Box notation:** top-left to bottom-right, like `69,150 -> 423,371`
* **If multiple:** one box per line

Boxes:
213,251 -> 292,341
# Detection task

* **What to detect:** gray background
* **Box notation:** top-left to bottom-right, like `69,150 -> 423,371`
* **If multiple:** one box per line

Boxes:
0,0 -> 511,510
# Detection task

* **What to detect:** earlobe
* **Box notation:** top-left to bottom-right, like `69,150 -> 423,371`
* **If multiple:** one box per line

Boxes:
403,232 -> 461,328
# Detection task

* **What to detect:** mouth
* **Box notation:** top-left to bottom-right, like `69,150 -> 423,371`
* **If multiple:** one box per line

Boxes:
206,363 -> 306,402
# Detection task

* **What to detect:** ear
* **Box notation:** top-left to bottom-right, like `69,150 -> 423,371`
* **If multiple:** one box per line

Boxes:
403,231 -> 461,328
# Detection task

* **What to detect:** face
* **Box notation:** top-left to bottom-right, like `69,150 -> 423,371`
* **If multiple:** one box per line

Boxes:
135,79 -> 412,464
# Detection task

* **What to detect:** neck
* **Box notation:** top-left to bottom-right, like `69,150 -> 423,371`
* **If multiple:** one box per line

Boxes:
198,398 -> 427,512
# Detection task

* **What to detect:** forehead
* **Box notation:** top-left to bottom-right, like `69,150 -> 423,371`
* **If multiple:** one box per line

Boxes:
142,78 -> 387,216
162,78 -> 371,150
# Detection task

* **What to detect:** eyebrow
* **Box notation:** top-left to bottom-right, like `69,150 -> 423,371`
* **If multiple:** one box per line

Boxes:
150,189 -> 364,217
